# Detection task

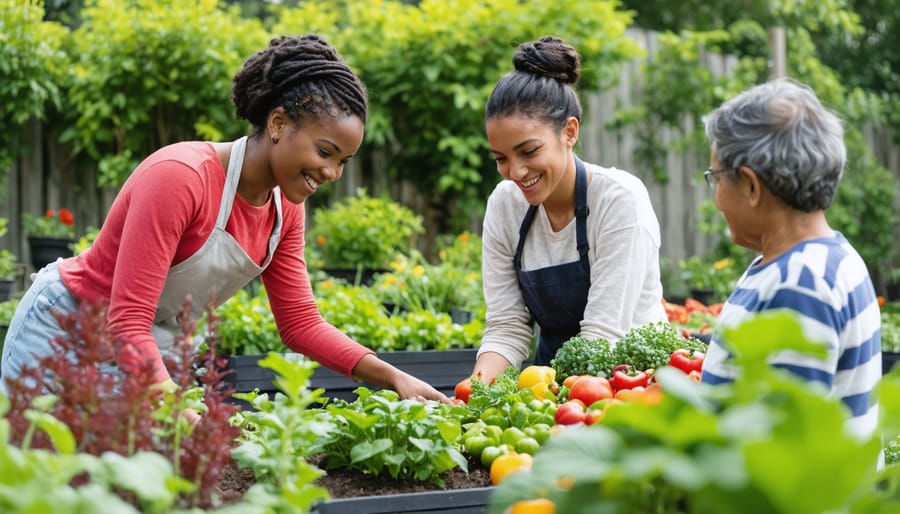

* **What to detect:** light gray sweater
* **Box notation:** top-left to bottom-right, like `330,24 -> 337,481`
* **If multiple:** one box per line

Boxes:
478,161 -> 667,368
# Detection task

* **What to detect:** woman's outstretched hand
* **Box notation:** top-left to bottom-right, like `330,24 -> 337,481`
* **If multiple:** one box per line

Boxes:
352,353 -> 451,404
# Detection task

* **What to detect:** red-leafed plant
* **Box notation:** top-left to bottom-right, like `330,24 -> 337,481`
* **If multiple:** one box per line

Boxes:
2,297 -> 242,509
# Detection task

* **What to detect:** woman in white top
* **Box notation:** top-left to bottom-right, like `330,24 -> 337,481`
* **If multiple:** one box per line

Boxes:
471,36 -> 666,382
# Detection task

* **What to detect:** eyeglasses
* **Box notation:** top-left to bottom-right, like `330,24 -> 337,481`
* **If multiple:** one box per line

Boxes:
703,167 -> 732,189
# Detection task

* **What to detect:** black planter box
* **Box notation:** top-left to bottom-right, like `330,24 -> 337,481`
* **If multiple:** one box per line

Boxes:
224,348 -> 478,403
884,351 -> 900,375
311,486 -> 493,514
27,236 -> 74,271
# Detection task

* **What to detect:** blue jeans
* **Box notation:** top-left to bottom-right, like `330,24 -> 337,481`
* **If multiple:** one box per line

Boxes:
1,261 -> 78,395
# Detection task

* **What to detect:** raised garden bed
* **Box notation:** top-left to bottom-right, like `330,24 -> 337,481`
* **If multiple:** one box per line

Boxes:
312,485 -> 493,514
224,348 -> 479,402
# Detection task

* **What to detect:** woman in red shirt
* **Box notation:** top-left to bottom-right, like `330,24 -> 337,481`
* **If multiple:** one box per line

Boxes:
1,35 -> 447,408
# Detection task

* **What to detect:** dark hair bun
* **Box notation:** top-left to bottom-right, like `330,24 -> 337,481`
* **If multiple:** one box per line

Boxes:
512,36 -> 581,86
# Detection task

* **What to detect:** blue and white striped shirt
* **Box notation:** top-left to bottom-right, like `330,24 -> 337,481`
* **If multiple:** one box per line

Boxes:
701,232 -> 882,439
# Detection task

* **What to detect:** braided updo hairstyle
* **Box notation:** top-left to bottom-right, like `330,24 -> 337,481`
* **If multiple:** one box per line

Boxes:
232,34 -> 368,132
485,36 -> 582,131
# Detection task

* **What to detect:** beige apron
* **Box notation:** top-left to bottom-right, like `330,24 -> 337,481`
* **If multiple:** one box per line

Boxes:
151,136 -> 283,349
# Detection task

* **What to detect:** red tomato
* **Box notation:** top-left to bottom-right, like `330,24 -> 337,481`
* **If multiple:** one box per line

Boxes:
568,376 -> 614,406
554,400 -> 587,425
454,378 -> 473,403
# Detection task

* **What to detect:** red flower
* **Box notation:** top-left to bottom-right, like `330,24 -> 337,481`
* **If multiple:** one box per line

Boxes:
58,208 -> 75,226
45,209 -> 55,218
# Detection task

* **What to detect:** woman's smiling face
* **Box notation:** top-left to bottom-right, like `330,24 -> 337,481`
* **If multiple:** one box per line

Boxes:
274,112 -> 364,204
486,113 -> 574,206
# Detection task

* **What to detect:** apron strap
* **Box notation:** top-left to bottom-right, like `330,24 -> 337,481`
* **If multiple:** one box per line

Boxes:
573,157 -> 590,262
513,156 -> 590,271
216,136 -> 248,229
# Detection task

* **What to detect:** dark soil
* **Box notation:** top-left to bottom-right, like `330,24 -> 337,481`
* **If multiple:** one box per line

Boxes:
217,454 -> 492,501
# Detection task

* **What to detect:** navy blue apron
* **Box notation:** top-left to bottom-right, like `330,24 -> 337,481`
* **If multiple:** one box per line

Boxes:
514,157 -> 591,365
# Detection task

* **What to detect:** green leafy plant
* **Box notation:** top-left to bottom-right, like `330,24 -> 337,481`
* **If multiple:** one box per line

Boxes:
211,287 -> 283,356
308,189 -> 424,271
22,208 -> 76,239
389,308 -> 483,351
550,336 -> 615,382
231,353 -> 334,513
611,29 -> 735,183
314,280 -> 397,352
318,387 -> 470,486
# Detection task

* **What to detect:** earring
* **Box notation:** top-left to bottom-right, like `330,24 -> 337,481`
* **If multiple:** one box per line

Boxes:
271,133 -> 279,144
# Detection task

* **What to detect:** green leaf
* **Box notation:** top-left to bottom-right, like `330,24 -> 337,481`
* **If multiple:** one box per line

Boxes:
350,438 -> 393,463
24,410 -> 75,456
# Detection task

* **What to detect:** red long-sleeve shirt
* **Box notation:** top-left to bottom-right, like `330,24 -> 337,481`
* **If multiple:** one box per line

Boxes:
58,141 -> 373,383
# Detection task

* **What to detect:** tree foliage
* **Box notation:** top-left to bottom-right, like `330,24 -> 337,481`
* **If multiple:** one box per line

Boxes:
58,0 -> 268,186
618,0 -> 898,280
271,0 -> 642,231
0,0 -> 67,177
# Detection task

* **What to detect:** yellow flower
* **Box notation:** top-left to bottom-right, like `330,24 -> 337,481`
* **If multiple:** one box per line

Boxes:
439,250 -> 447,260
321,280 -> 334,290
390,260 -> 405,272
316,235 -> 327,246
384,275 -> 399,286
412,265 -> 425,278
713,258 -> 732,270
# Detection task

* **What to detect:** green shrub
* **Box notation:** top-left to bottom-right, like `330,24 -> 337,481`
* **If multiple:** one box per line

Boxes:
60,0 -> 268,186
308,189 -> 424,271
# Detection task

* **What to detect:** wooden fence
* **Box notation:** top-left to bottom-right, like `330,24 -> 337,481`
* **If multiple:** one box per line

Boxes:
2,28 -> 899,291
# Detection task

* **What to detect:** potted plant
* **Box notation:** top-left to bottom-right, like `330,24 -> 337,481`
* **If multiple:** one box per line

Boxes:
307,189 -> 424,286
678,255 -> 739,305
23,208 -> 76,271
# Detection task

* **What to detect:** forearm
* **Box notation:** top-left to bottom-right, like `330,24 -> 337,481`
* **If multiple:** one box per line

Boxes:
471,351 -> 514,384
350,353 -> 403,389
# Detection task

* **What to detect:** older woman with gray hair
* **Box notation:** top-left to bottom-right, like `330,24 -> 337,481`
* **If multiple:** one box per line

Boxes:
699,79 -> 881,440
